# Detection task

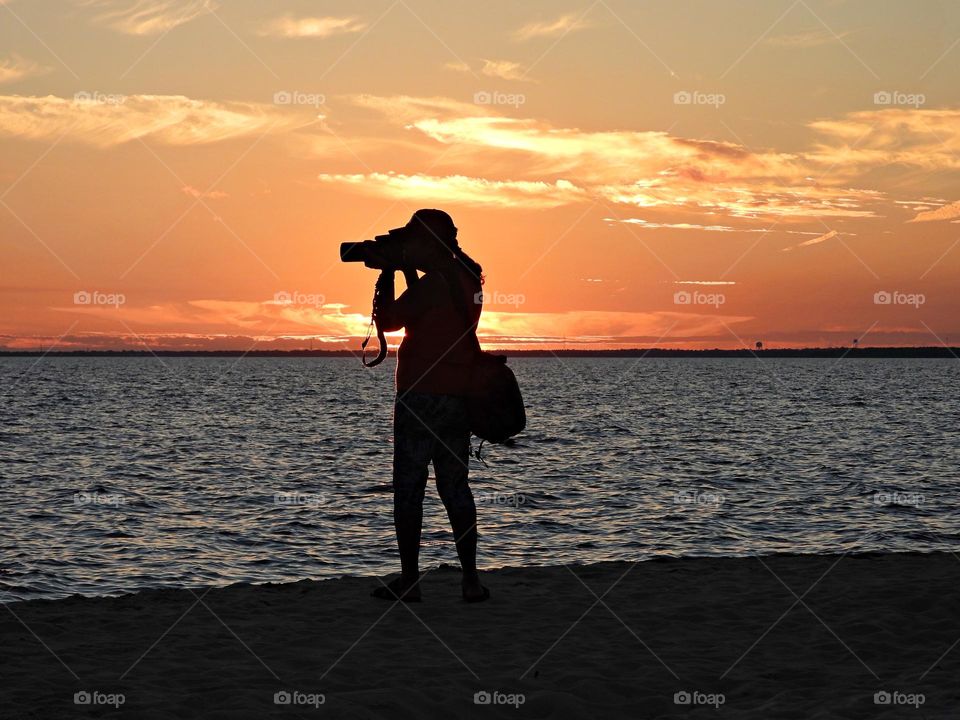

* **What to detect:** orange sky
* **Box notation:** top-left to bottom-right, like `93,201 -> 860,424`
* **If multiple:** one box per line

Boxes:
2,0 -> 959,351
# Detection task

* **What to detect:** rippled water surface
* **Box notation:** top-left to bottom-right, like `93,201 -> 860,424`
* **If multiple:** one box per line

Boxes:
2,357 -> 958,601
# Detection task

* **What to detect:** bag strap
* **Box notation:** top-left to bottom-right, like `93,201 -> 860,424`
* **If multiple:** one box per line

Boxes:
440,268 -> 489,461
440,268 -> 482,356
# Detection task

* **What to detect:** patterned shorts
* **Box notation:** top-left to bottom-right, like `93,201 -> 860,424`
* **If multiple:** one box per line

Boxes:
393,391 -> 473,513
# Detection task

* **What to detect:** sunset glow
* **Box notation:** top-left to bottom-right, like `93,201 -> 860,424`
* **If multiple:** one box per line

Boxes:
2,1 -> 959,350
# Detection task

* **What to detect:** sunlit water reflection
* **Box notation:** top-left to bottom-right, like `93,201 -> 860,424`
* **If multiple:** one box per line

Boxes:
2,357 -> 957,601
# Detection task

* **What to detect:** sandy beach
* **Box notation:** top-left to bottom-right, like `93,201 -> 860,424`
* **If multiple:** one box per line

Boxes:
1,552 -> 957,718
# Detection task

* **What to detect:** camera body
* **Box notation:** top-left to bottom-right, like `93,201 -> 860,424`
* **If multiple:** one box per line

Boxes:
340,226 -> 411,269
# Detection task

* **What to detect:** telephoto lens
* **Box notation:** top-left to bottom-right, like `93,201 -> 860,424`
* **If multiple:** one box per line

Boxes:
340,242 -> 367,263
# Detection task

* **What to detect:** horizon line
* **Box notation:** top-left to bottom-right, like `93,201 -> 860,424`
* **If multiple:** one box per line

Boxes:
1,347 -> 958,359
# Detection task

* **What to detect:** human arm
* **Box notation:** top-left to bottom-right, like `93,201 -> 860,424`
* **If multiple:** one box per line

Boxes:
375,269 -> 433,332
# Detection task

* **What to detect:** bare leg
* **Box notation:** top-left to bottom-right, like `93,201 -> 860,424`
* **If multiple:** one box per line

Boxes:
434,419 -> 487,601
387,396 -> 433,599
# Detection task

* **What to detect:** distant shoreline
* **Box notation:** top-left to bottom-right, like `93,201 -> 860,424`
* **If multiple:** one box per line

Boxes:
1,347 -> 957,358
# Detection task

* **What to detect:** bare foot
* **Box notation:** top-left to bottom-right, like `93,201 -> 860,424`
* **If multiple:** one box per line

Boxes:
371,574 -> 422,602
461,572 -> 490,603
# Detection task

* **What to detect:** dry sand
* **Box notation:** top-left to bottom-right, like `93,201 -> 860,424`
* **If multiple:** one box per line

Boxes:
2,552 -> 958,719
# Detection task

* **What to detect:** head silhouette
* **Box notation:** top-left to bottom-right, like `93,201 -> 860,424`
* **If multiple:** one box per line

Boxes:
402,208 -> 483,281
403,209 -> 458,269
409,208 -> 456,244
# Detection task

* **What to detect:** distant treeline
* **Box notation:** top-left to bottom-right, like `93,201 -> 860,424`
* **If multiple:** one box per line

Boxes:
1,348 -> 958,358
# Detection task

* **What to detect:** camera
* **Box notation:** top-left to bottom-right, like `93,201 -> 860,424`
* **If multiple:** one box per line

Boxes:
340,226 -> 412,269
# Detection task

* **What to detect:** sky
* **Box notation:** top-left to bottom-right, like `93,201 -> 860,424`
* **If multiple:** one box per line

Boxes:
2,0 -> 959,351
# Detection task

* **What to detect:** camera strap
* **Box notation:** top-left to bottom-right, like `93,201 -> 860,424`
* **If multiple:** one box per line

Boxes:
362,272 -> 391,367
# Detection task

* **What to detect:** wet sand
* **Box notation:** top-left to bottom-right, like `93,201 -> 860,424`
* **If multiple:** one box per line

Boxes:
2,552 -> 958,718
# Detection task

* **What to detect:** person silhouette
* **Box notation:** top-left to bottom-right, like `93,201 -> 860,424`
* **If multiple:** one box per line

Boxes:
367,209 -> 490,603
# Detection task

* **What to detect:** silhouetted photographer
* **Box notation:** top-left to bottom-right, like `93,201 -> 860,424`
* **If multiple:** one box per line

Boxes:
341,209 -> 524,603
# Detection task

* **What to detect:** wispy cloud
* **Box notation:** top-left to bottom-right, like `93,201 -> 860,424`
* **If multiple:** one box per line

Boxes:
909,200 -> 960,223
56,298 -> 367,340
606,218 -> 737,232
481,309 -> 753,344
259,15 -> 366,38
407,113 -> 880,218
78,0 -> 217,35
182,185 -> 228,199
317,172 -> 587,208
409,115 -> 803,183
607,218 -> 832,235
445,59 -> 531,82
0,53 -> 50,85
44,297 -> 753,350
895,199 -> 939,212
515,12 -> 589,41
480,59 -> 529,82
329,96 -> 960,223
0,94 -> 292,146
349,94 -> 481,124
781,229 -> 839,252
764,29 -> 852,48
674,281 -> 737,285
809,109 -> 960,171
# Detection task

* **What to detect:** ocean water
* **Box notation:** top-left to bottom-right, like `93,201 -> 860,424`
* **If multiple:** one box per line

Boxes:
1,356 -> 958,602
